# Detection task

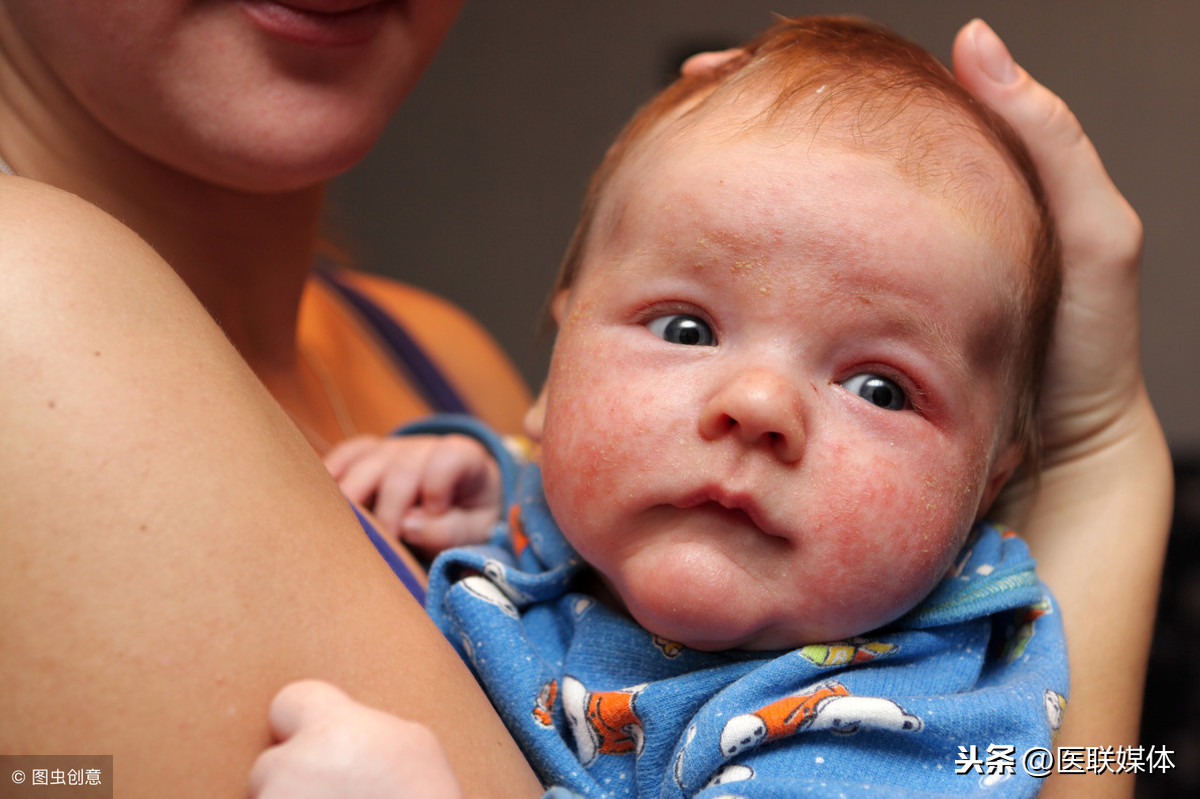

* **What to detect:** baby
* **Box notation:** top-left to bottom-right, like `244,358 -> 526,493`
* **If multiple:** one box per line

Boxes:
257,16 -> 1066,799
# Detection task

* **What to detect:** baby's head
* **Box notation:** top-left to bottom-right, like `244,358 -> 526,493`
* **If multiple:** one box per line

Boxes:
525,16 -> 1060,651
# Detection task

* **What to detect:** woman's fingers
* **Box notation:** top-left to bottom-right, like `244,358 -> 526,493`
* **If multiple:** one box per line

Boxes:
953,19 -> 1146,457
952,19 -> 1142,268
679,47 -> 750,77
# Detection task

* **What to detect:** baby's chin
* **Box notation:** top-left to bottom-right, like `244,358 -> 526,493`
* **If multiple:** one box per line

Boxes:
603,548 -> 926,652
616,580 -> 892,653
647,619 -> 881,654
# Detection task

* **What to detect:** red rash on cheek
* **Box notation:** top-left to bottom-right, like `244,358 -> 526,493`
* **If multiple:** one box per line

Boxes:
794,439 -> 974,633
540,343 -> 641,524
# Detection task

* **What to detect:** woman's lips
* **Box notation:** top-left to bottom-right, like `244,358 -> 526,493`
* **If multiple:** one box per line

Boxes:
239,0 -> 392,48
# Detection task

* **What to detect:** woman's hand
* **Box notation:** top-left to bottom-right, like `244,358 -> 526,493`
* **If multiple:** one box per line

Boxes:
953,19 -> 1149,469
953,19 -> 1172,799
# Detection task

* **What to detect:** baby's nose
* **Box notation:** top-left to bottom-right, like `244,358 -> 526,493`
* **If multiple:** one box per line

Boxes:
698,368 -> 806,463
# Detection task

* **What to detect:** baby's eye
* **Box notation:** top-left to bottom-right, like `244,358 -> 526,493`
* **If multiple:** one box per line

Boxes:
646,314 -> 716,346
841,373 -> 908,411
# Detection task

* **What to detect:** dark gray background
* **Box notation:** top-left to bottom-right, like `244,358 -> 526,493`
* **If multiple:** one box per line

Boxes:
330,0 -> 1199,455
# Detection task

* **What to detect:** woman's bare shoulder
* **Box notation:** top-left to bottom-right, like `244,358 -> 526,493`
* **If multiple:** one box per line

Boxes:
0,180 -> 541,797
0,176 -> 207,382
2,174 -> 115,226
0,176 -> 183,333
0,176 -> 161,269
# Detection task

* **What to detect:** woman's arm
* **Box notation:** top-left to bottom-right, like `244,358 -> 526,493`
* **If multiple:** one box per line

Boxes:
954,20 -> 1173,798
0,177 -> 542,798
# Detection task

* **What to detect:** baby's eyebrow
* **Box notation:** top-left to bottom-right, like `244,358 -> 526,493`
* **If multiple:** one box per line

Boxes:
889,312 -> 972,384
833,290 -> 975,386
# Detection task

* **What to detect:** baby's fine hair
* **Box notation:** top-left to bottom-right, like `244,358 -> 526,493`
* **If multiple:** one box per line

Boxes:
551,15 -> 1061,472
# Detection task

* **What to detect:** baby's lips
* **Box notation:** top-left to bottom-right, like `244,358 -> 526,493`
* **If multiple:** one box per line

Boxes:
674,484 -> 792,542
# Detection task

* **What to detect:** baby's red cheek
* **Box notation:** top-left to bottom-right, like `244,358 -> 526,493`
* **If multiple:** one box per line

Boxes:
809,445 -> 904,530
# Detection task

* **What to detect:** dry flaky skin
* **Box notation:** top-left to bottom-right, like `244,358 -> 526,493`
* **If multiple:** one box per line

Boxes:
953,20 -> 1172,799
0,176 -> 543,799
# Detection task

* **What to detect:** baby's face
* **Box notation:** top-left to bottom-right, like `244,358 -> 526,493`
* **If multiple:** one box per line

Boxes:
529,121 -> 1028,651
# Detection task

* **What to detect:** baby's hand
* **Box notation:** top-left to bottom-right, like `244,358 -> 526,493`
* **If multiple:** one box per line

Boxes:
326,434 -> 502,556
249,680 -> 465,799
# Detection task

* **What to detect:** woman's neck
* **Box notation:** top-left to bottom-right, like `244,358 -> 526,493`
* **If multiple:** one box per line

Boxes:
114,170 -> 325,371
0,58 -> 348,443
4,123 -> 325,373
0,22 -> 331,372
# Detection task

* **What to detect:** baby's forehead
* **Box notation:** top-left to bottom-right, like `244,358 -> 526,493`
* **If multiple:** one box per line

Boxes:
581,108 -> 1034,363
611,88 -> 1039,281
711,82 -> 1025,205
618,93 -> 1029,236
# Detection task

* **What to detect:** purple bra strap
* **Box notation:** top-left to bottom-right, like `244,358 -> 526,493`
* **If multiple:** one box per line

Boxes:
315,267 -> 472,416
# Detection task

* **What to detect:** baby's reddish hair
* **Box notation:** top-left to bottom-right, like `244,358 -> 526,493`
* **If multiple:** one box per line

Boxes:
552,16 -> 1060,471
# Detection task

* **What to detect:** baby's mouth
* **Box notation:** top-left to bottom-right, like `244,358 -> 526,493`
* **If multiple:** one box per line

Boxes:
675,489 -> 789,541
694,501 -> 758,530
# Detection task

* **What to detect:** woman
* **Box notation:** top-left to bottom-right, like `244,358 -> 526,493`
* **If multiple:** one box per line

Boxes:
0,0 -> 531,451
0,2 -> 535,796
0,2 -> 1169,796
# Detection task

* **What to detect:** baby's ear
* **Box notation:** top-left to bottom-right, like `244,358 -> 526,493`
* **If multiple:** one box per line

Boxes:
523,385 -> 548,443
524,290 -> 570,444
549,289 -> 570,325
976,442 -> 1023,521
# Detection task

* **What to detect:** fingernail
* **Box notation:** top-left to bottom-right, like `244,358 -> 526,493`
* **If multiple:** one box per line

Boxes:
971,19 -> 1018,85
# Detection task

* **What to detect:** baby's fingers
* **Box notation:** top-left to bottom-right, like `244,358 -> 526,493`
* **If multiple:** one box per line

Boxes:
369,460 -> 425,539
419,435 -> 502,516
266,679 -> 350,742
249,681 -> 350,795
322,435 -> 383,481
402,506 -> 502,555
338,440 -> 432,506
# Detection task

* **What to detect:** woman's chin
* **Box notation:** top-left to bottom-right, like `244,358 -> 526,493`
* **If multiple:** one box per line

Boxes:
166,125 -> 384,193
